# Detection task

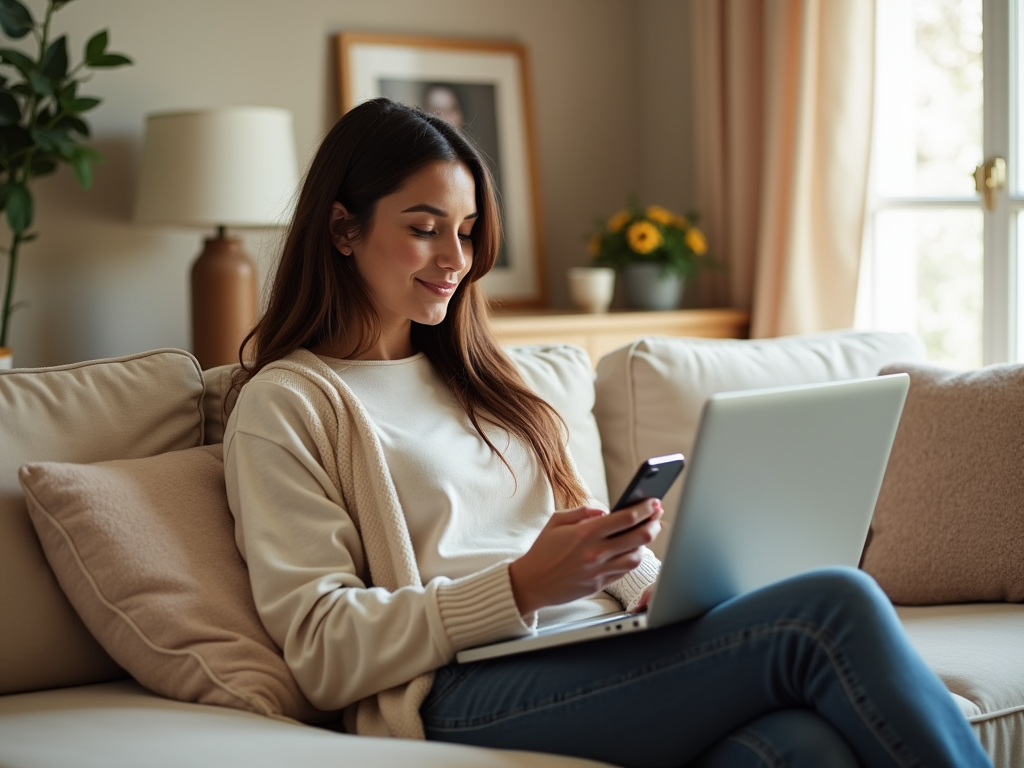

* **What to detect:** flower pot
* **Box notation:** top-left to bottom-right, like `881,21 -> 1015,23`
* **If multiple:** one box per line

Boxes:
567,267 -> 615,313
624,263 -> 685,310
0,347 -> 12,370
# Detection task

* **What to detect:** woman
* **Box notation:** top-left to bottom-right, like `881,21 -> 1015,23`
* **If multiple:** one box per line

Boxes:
223,97 -> 990,768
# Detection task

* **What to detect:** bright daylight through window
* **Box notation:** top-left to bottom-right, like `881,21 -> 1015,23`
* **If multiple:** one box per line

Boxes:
859,0 -> 1024,369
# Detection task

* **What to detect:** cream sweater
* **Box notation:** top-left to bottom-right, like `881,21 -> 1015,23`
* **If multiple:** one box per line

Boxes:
223,349 -> 660,738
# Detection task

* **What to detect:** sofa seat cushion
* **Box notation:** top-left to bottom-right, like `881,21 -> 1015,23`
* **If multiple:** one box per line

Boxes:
0,349 -> 207,696
594,331 -> 926,558
19,444 -> 329,723
0,681 -> 611,768
898,603 -> 1024,768
861,362 -> 1024,604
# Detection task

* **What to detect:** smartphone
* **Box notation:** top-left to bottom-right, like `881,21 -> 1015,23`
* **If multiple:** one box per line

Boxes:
611,453 -> 685,512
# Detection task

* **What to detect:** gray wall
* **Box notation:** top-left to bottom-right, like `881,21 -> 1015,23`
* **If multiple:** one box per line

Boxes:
7,0 -> 697,368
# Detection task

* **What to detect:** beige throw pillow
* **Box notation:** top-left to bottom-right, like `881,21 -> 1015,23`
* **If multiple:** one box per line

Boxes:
860,362 -> 1024,604
19,444 -> 330,722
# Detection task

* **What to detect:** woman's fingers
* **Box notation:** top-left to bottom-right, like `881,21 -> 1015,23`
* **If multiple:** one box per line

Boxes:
549,505 -> 606,527
596,499 -> 662,536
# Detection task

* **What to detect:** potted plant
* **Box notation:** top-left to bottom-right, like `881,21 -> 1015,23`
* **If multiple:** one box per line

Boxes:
0,0 -> 132,366
588,199 -> 710,310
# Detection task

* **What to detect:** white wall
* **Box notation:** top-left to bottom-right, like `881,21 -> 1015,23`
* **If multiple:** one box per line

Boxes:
6,0 -> 696,368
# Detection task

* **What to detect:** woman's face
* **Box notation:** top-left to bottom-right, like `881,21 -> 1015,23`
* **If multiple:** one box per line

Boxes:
333,160 -> 477,344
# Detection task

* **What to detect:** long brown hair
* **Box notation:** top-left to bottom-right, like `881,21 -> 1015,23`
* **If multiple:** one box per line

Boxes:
235,98 -> 587,508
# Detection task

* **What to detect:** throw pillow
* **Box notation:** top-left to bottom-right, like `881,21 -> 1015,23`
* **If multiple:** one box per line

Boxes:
19,444 -> 330,722
860,362 -> 1024,603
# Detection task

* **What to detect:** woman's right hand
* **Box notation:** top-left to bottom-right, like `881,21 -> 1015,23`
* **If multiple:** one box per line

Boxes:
508,500 -> 663,617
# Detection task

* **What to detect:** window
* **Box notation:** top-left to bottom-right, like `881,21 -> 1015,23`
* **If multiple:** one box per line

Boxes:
858,0 -> 1020,368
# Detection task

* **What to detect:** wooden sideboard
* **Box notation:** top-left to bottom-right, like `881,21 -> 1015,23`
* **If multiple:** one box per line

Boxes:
489,308 -> 750,365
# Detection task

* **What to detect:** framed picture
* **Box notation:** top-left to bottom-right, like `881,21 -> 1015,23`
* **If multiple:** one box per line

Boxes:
336,33 -> 546,307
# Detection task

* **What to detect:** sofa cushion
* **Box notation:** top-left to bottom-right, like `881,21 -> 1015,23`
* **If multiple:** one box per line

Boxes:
19,444 -> 329,722
860,362 -> 1024,603
505,345 -> 608,506
0,349 -> 206,696
898,603 -> 1024,768
203,344 -> 609,506
0,681 -> 607,768
594,331 -> 926,558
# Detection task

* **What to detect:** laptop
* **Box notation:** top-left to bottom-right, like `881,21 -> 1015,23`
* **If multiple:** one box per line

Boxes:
456,373 -> 910,663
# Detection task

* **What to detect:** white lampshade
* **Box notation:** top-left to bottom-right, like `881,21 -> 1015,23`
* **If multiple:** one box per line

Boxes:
134,107 -> 298,228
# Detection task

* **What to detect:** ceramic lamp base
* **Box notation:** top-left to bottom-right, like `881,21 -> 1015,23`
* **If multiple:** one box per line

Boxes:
190,235 -> 258,370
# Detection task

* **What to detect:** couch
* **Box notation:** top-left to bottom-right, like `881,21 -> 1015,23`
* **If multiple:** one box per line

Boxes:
1,330 -> 1021,768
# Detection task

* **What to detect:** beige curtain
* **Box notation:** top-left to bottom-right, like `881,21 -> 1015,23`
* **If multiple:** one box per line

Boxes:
690,0 -> 875,338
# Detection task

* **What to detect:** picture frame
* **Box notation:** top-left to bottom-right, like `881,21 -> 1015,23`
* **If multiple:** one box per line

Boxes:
336,33 -> 546,307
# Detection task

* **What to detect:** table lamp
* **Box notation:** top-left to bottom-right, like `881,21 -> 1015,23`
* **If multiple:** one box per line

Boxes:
134,107 -> 298,369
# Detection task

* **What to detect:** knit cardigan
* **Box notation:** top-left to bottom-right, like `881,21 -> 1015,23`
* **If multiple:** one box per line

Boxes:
259,349 -> 434,738
248,348 -> 657,738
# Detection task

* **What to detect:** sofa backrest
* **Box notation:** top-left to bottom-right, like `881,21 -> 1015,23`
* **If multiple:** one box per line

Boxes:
594,330 -> 928,559
0,349 -> 207,695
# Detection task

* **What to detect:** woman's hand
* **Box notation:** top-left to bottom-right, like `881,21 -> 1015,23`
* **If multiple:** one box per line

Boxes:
508,499 -> 663,617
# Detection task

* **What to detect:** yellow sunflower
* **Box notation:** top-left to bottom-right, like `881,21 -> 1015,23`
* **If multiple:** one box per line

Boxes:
587,234 -> 601,257
645,205 -> 674,226
607,209 -> 631,233
627,221 -> 663,255
685,227 -> 708,256
671,215 -> 690,229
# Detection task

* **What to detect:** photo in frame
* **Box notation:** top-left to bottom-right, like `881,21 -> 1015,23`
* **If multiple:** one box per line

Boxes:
336,33 -> 546,306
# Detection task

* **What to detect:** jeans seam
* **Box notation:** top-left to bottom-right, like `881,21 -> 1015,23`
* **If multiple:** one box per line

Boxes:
773,618 -> 914,768
424,664 -> 484,711
424,619 -> 916,767
730,730 -> 784,768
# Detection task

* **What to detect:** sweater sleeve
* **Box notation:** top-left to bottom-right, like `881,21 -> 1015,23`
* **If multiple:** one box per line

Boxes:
604,547 -> 661,611
223,381 -> 533,711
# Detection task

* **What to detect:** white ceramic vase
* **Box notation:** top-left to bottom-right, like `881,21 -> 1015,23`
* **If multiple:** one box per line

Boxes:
567,267 -> 616,313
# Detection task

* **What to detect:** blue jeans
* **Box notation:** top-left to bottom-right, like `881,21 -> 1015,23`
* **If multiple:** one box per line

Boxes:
422,568 -> 991,768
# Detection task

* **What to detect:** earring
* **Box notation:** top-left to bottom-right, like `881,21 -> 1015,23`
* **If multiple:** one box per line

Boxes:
339,246 -> 352,256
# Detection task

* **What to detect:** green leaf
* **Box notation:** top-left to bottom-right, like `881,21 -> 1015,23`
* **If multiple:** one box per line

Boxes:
85,29 -> 107,63
61,95 -> 100,113
29,125 -> 74,156
73,143 -> 101,163
10,82 -> 29,97
55,113 -> 88,136
27,69 -> 50,95
69,143 -> 101,189
87,53 -> 131,68
0,88 -> 19,125
0,48 -> 34,76
0,0 -> 33,40
6,182 -> 32,233
0,181 -> 12,210
41,36 -> 68,81
51,0 -> 76,9
71,153 -> 92,188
